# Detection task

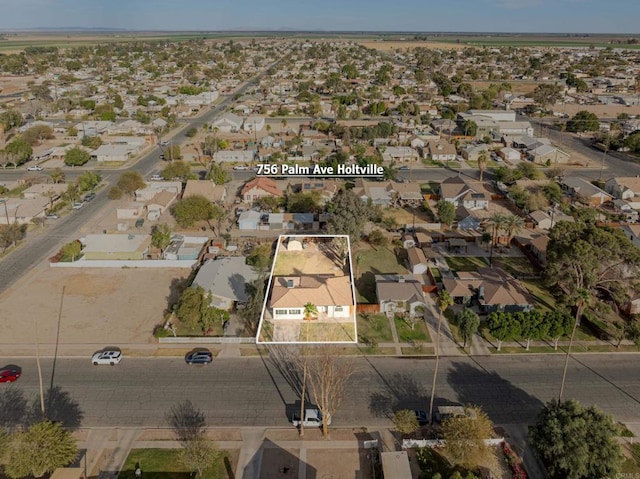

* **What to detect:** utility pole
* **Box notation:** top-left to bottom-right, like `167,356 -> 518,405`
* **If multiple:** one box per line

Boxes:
35,321 -> 46,418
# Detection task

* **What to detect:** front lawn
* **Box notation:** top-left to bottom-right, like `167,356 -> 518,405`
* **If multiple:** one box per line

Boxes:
121,448 -> 238,479
394,315 -> 432,343
521,279 -> 556,312
445,256 -> 488,272
300,322 -> 357,342
357,313 -> 393,344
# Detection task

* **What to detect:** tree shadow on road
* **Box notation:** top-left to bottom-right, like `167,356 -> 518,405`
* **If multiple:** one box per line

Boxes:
446,360 -> 545,426
368,372 -> 442,419
29,385 -> 84,431
0,386 -> 29,432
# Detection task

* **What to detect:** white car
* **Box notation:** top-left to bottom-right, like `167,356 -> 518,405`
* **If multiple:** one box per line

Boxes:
72,201 -> 85,210
150,174 -> 163,181
27,165 -> 43,171
92,349 -> 122,366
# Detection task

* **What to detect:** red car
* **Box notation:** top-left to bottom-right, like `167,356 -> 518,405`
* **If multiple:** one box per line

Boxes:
0,367 -> 21,383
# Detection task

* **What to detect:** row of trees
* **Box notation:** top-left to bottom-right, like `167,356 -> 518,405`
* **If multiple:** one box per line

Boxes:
487,310 -> 574,351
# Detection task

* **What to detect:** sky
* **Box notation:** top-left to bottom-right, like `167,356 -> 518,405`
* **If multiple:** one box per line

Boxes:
0,0 -> 637,34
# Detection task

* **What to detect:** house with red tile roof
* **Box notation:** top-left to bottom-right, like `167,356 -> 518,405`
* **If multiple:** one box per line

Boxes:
241,177 -> 283,203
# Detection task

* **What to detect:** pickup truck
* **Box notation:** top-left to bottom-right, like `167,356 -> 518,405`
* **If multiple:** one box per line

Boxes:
291,408 -> 329,427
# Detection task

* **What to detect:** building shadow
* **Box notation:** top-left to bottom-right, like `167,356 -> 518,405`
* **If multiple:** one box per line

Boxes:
243,438 -> 316,479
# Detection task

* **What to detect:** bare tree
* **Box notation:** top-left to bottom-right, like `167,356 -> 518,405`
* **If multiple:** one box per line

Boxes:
166,400 -> 206,445
306,346 -> 354,438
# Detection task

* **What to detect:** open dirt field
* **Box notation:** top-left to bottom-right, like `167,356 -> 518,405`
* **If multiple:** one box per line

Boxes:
558,103 -> 640,118
0,267 -> 188,347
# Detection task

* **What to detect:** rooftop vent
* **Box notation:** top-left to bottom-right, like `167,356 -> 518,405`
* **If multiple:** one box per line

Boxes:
285,279 -> 294,288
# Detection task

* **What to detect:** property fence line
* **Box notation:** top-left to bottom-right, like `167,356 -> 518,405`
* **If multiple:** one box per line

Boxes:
158,337 -> 255,344
402,437 -> 504,449
50,259 -> 197,268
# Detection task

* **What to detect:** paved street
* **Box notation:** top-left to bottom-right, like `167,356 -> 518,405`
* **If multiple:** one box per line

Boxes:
3,354 -> 640,431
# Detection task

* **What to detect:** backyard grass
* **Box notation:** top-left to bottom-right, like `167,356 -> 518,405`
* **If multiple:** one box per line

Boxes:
394,316 -> 432,343
355,245 -> 408,302
121,448 -> 237,479
521,279 -> 556,312
491,257 -> 539,277
419,182 -> 440,194
382,206 -> 433,225
621,443 -> 640,474
445,256 -> 488,272
357,313 -> 393,344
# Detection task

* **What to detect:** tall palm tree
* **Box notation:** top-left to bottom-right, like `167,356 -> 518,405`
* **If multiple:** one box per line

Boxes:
477,150 -> 488,182
303,302 -> 318,321
428,290 -> 453,426
504,214 -> 525,247
559,288 -> 590,401
485,212 -> 508,247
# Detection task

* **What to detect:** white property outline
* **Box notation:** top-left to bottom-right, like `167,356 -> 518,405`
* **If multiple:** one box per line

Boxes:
255,234 -> 358,345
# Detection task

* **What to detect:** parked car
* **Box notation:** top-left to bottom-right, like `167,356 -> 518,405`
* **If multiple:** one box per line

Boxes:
161,141 -> 169,147
0,367 -> 21,383
45,213 -> 59,219
398,166 -> 410,170
72,201 -> 85,210
291,408 -> 329,427
185,349 -> 213,365
27,165 -> 43,171
414,410 -> 429,426
84,192 -> 96,202
150,174 -> 163,181
135,218 -> 144,228
159,154 -> 165,160
91,349 -> 122,365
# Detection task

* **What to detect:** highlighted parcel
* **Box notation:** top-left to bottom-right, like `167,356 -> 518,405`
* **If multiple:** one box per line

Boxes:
256,235 -> 358,344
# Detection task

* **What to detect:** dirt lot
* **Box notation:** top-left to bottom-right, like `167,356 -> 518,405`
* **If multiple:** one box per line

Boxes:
0,267 -> 187,346
306,449 -> 374,479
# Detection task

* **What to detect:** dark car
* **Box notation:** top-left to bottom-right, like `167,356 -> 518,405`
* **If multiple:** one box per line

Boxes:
414,410 -> 429,426
84,192 -> 96,202
185,349 -> 213,365
0,367 -> 21,383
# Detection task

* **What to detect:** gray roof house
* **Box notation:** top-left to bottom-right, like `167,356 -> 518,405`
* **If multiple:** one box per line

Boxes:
375,275 -> 426,316
192,256 -> 259,310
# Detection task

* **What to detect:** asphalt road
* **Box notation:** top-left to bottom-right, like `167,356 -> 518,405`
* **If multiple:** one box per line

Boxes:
3,354 -> 640,429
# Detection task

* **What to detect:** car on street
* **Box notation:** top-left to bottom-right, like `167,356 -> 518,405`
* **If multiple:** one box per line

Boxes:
45,213 -> 59,219
26,165 -> 43,171
161,141 -> 169,147
91,349 -> 122,365
0,367 -> 21,383
414,410 -> 429,426
135,218 -> 145,228
150,174 -> 163,181
159,154 -> 165,160
398,166 -> 410,170
185,349 -> 213,365
72,201 -> 85,210
84,192 -> 96,202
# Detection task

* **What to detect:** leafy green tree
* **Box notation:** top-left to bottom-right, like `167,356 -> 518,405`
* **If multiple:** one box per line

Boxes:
64,146 -> 90,167
456,308 -> 480,348
76,171 -> 101,192
161,160 -> 193,181
107,186 -> 123,200
545,310 -> 573,350
4,420 -> 78,478
326,189 -> 372,244
532,83 -> 563,109
205,163 -> 230,184
624,130 -> 640,154
518,310 -> 547,350
5,137 -> 33,166
462,119 -> 477,137
151,224 -> 172,253
367,229 -> 388,248
436,200 -> 455,228
61,240 -> 82,262
49,168 -> 65,184
185,127 -> 198,138
80,135 -> 102,149
567,110 -> 599,133
0,109 -> 24,130
246,244 -> 273,275
22,125 -> 54,146
442,406 -> 493,469
529,399 -> 623,479
487,312 -> 521,351
0,224 -> 27,253
174,286 -> 224,335
392,409 -> 420,436
165,144 -> 182,161
116,171 -> 145,197
286,191 -> 322,214
171,194 -> 217,228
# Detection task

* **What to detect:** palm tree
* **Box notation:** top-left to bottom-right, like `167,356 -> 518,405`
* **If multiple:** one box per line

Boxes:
485,212 -> 508,247
477,150 -> 488,182
428,290 -> 453,426
504,214 -> 525,247
303,302 -> 318,321
559,288 -> 590,401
